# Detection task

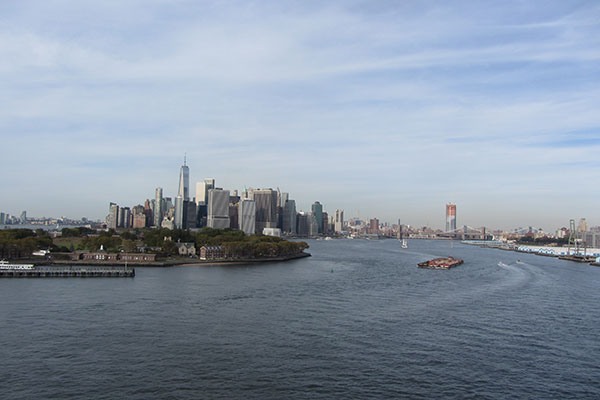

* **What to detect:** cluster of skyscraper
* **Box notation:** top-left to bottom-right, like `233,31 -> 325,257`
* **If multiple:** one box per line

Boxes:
106,158 -> 345,237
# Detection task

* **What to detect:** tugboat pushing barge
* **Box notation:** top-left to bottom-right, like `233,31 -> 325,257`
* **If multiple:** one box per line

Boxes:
418,256 -> 463,269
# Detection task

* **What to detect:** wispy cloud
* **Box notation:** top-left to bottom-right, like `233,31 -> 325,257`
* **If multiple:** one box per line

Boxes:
1,0 -> 599,230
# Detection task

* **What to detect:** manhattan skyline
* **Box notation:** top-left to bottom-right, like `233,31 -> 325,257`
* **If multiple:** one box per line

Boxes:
1,1 -> 599,230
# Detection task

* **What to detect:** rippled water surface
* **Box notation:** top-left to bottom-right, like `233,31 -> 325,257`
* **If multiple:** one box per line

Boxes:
2,239 -> 600,399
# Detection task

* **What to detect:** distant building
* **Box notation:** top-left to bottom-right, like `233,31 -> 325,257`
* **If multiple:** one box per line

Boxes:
207,188 -> 230,229
446,204 -> 457,232
369,218 -> 379,234
154,187 -> 163,227
195,178 -> 215,206
178,156 -> 190,201
296,213 -> 309,236
176,241 -> 196,256
578,218 -> 588,232
308,213 -> 319,236
107,203 -> 119,229
334,209 -> 344,233
200,245 -> 225,260
238,199 -> 256,235
119,207 -> 131,229
174,196 -> 184,229
322,211 -> 329,235
132,205 -> 147,228
253,189 -> 278,234
311,202 -> 323,234
185,200 -> 197,229
263,228 -> 281,237
282,199 -> 297,234
19,211 -> 27,224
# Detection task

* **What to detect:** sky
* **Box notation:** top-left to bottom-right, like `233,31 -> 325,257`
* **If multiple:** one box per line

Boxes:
1,0 -> 599,231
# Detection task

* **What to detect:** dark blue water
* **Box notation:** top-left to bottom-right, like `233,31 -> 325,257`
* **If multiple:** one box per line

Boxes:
2,239 -> 600,399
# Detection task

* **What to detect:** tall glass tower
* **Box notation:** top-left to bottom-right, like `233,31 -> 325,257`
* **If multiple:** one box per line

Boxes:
178,155 -> 190,201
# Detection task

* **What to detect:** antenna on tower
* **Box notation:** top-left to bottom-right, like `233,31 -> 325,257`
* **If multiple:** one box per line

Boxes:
184,153 -> 187,166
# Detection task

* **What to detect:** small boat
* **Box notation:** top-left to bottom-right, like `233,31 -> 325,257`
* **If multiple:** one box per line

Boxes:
498,261 -> 509,267
516,260 -> 523,264
418,257 -> 463,269
401,239 -> 408,249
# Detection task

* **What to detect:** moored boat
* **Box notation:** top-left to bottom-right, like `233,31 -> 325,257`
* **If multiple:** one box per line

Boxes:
418,256 -> 463,269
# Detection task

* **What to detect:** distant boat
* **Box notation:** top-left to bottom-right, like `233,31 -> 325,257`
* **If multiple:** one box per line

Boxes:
401,239 -> 408,249
498,262 -> 509,267
516,260 -> 523,264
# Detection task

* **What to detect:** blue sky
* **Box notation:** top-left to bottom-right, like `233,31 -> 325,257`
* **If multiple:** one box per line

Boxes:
1,0 -> 599,231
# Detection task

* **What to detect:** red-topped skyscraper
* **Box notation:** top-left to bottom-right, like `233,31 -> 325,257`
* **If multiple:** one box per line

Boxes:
446,204 -> 456,232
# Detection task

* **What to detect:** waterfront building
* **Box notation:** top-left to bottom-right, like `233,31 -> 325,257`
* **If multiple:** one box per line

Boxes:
178,156 -> 190,201
311,202 -> 323,234
446,203 -> 457,232
0,212 -> 5,225
282,199 -> 297,234
174,196 -> 184,229
322,211 -> 329,235
296,213 -> 309,236
238,199 -> 256,235
335,209 -> 344,233
578,218 -> 588,232
263,227 -> 281,237
154,188 -> 163,227
19,211 -> 27,224
253,189 -> 278,234
308,213 -> 319,236
207,188 -> 230,229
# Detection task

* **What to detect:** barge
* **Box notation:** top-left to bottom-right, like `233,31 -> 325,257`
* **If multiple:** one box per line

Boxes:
418,256 -> 463,269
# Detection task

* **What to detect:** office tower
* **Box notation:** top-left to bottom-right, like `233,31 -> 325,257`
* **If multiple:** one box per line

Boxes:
446,204 -> 457,232
143,200 -> 153,226
20,211 -> 27,224
238,199 -> 256,235
132,205 -> 147,228
0,212 -> 5,225
195,178 -> 215,205
107,202 -> 119,229
174,196 -> 184,229
308,213 -> 319,236
119,207 -> 131,228
335,209 -> 344,233
282,199 -> 297,233
296,213 -> 309,236
229,204 -> 239,229
578,218 -> 588,232
397,218 -> 402,239
185,201 -> 197,229
369,218 -> 379,234
253,189 -> 278,234
311,201 -> 323,234
178,156 -> 190,201
154,188 -> 163,227
197,204 -> 208,228
207,188 -> 230,229
322,211 -> 329,235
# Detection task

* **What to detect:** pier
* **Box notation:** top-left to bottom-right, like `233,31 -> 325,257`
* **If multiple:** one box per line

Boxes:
0,265 -> 134,278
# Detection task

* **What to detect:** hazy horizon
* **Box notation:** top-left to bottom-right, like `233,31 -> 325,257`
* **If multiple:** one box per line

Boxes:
2,1 -> 599,232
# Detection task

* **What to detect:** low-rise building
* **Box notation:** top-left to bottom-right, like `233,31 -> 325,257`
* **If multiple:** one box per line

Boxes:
200,245 -> 225,260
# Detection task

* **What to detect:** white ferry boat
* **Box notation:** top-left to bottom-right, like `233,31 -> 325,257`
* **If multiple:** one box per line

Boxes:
0,260 -> 35,270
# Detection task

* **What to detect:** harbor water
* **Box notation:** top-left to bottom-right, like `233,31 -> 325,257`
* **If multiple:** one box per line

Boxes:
1,239 -> 600,399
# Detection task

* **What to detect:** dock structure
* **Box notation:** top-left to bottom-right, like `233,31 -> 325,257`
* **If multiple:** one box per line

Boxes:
0,265 -> 134,278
